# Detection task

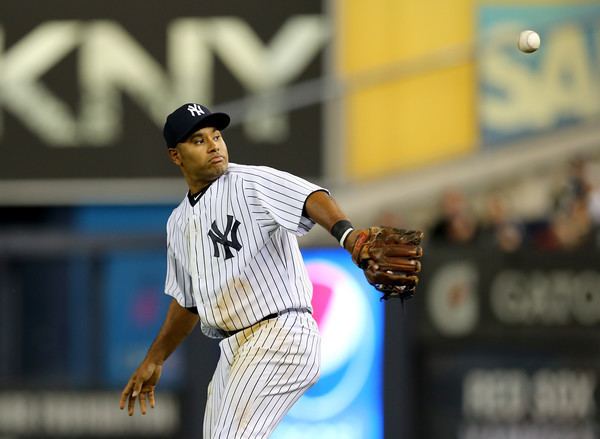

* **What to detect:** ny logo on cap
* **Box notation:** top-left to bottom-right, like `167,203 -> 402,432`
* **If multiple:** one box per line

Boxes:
187,104 -> 205,117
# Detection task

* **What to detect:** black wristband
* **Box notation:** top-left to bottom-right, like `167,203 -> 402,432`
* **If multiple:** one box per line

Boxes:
330,219 -> 354,245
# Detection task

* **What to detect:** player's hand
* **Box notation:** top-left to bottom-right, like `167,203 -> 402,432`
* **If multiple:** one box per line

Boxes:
345,226 -> 424,301
119,361 -> 163,416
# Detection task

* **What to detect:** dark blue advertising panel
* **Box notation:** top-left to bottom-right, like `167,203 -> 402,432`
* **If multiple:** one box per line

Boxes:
103,250 -> 183,388
420,349 -> 599,439
416,247 -> 600,439
419,247 -> 600,340
0,390 -> 180,438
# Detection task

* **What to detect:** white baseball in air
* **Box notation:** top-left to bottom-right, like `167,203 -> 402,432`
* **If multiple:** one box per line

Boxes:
518,30 -> 540,53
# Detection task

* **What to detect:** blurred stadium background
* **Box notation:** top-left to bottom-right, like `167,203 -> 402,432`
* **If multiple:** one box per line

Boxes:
1,0 -> 600,438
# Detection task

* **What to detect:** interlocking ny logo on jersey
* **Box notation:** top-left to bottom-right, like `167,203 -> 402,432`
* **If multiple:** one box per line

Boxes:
208,215 -> 242,259
187,104 -> 205,117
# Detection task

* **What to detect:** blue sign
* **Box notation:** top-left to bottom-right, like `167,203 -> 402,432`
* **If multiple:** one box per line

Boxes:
479,5 -> 600,145
272,248 -> 384,439
103,251 -> 183,388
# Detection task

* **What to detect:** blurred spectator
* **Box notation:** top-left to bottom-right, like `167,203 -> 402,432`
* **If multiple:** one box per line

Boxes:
585,158 -> 600,227
429,189 -> 479,245
479,194 -> 524,252
532,157 -> 595,251
589,187 -> 600,225
553,157 -> 591,212
534,196 -> 593,251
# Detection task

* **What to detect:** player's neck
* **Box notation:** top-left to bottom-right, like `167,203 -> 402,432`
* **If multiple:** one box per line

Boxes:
184,175 -> 215,195
188,182 -> 210,195
183,167 -> 226,194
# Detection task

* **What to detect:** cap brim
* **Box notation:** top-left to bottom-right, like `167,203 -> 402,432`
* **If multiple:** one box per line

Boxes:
176,112 -> 231,145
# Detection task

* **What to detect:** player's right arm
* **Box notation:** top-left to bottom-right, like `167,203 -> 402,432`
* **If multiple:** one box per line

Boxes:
119,298 -> 199,416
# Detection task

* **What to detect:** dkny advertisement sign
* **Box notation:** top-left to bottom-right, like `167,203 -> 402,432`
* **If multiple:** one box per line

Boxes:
0,1 -> 329,203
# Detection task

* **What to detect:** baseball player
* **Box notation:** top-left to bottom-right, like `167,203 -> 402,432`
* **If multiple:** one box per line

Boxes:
119,103 -> 422,438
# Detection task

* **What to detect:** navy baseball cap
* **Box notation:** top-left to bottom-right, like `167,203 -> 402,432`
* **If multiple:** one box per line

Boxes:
163,103 -> 230,148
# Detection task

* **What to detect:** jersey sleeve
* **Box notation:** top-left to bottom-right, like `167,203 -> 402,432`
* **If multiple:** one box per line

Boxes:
164,245 -> 196,308
241,166 -> 328,236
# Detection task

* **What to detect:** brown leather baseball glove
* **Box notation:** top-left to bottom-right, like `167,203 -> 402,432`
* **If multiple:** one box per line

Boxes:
350,227 -> 424,301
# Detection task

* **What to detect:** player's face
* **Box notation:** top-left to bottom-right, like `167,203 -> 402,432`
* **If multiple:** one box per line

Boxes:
169,126 -> 229,187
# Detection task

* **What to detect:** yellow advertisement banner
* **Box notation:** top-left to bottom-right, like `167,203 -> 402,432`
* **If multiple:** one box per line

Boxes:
337,0 -> 477,180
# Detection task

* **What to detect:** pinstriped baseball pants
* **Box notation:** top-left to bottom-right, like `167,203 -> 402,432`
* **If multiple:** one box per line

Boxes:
203,311 -> 321,439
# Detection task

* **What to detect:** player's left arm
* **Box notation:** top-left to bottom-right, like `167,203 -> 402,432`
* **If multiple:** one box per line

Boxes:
304,190 -> 359,252
304,190 -> 424,300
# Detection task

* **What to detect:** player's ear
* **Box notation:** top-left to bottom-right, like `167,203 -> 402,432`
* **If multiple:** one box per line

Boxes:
167,147 -> 182,166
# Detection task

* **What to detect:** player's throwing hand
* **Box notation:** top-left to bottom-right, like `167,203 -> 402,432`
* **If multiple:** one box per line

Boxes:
119,361 -> 162,416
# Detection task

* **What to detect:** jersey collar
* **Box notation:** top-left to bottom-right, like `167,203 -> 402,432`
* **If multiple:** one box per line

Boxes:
187,184 -> 211,207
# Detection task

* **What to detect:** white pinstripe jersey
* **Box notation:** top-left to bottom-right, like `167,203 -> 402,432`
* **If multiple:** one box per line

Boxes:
164,163 -> 325,338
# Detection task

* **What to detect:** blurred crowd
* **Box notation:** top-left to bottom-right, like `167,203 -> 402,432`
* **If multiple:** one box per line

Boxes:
380,156 -> 600,252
